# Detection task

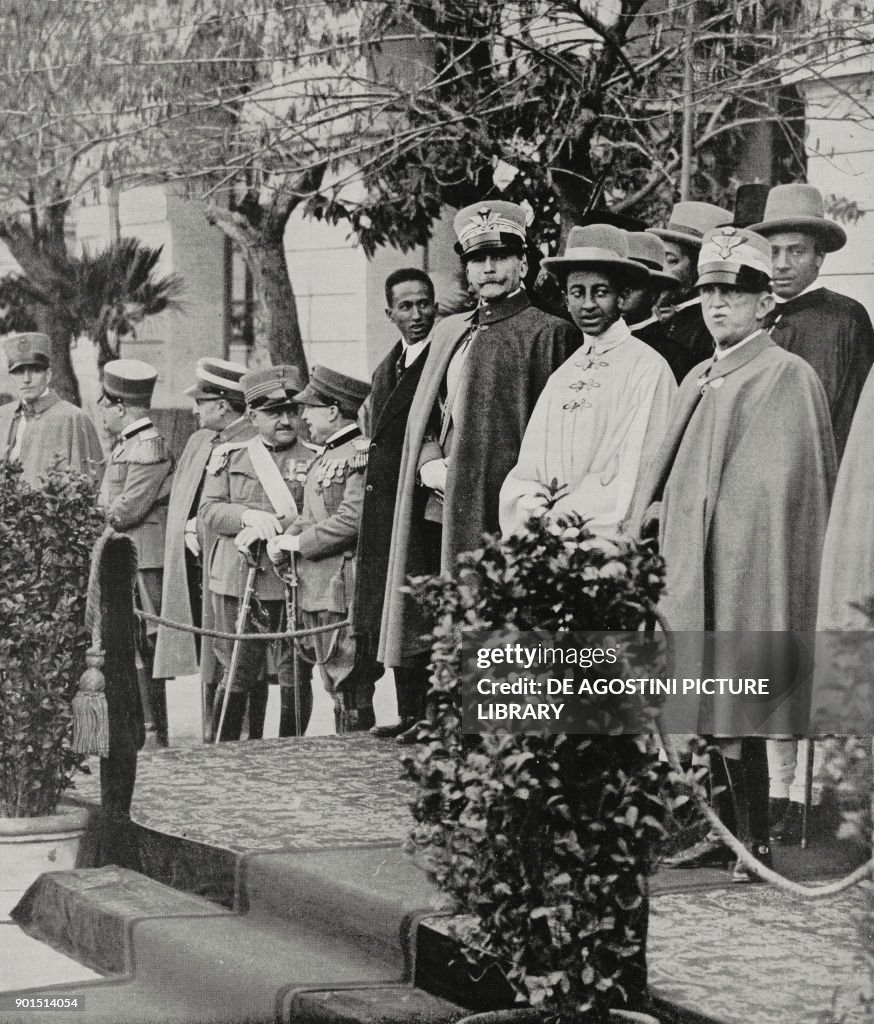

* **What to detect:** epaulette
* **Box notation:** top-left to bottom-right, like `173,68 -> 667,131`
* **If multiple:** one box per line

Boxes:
351,437 -> 370,470
314,443 -> 368,488
115,430 -> 170,465
207,439 -> 248,475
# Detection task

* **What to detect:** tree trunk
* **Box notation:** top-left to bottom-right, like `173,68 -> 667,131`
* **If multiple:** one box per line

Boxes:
248,234 -> 308,382
205,203 -> 308,384
33,306 -> 80,405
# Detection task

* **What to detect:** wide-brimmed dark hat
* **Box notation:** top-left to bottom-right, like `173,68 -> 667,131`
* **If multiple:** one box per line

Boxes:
749,183 -> 846,253
722,183 -> 771,229
292,365 -> 370,413
184,357 -> 248,401
648,201 -> 732,250
625,231 -> 681,289
242,365 -> 305,411
103,359 -> 158,406
541,224 -> 650,287
4,332 -> 51,372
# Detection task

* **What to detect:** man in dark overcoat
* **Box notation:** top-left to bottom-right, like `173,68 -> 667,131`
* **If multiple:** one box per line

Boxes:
379,200 -> 581,704
751,183 -> 874,462
352,268 -> 438,739
153,357 -> 255,741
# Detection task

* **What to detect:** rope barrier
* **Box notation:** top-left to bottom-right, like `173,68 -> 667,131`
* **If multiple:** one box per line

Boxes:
135,608 -> 349,642
657,723 -> 874,897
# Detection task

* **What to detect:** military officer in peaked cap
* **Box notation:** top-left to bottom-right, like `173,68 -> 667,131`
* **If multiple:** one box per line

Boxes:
0,332 -> 103,487
379,200 -> 580,740
628,226 -> 836,882
153,357 -> 260,742
199,364 -> 318,741
98,358 -> 175,746
267,365 -> 373,733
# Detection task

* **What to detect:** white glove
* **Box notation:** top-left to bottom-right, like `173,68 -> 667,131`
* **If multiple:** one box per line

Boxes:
267,534 -> 301,562
241,508 -> 282,541
419,458 -> 448,494
184,518 -> 201,557
234,526 -> 261,554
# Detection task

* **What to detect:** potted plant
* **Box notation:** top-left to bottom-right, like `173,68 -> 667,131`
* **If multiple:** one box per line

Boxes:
403,513 -> 678,1024
0,461 -> 104,910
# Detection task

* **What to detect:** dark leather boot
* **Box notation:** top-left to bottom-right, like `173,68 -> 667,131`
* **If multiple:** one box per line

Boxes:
211,690 -> 247,742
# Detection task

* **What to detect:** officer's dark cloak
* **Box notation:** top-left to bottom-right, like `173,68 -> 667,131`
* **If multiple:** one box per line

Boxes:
379,291 -> 580,666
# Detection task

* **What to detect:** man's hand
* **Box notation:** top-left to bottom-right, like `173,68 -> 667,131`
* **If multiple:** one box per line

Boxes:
184,517 -> 201,557
241,508 -> 282,541
266,534 -> 301,563
419,458 -> 448,494
266,534 -> 301,564
234,526 -> 261,554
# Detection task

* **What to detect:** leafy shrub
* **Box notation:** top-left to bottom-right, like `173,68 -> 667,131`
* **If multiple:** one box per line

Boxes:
0,461 -> 104,816
403,514 -> 676,1022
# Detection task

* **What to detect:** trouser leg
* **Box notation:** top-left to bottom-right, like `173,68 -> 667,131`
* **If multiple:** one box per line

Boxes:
789,739 -> 823,805
279,666 -> 314,738
394,657 -> 430,723
211,595 -> 267,742
303,611 -> 373,733
767,738 -> 796,800
246,673 -> 270,740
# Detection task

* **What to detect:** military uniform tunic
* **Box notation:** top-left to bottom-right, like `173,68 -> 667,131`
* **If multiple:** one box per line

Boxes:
290,423 -> 371,725
199,435 -> 317,695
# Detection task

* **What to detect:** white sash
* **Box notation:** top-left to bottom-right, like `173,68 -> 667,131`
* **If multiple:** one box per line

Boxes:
246,436 -> 299,522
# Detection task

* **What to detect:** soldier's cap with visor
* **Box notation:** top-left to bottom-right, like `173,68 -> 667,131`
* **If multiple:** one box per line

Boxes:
184,357 -> 248,401
292,365 -> 370,415
453,200 -> 528,259
695,226 -> 773,293
541,224 -> 650,288
749,183 -> 847,253
4,332 -> 52,372
625,231 -> 682,290
648,201 -> 732,251
102,358 -> 158,406
242,364 -> 305,411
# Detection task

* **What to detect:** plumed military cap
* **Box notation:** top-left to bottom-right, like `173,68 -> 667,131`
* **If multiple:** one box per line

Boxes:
242,364 -> 305,410
453,200 -> 528,258
103,358 -> 158,406
292,365 -> 370,413
4,332 -> 51,372
184,357 -> 248,400
696,226 -> 773,290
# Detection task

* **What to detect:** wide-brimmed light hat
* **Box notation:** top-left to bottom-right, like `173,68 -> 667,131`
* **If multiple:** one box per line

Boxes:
648,201 -> 732,250
749,183 -> 846,253
541,224 -> 650,287
625,231 -> 681,289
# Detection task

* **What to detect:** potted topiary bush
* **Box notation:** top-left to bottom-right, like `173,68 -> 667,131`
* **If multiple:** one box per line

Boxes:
403,513 -> 678,1024
0,461 -> 104,911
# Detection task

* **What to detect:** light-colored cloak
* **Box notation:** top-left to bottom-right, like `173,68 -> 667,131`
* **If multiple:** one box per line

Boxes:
499,319 -> 676,538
